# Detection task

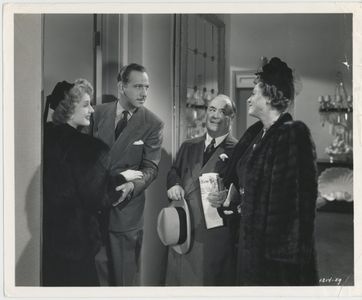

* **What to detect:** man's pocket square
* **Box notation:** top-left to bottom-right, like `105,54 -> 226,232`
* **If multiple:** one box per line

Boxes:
133,140 -> 144,145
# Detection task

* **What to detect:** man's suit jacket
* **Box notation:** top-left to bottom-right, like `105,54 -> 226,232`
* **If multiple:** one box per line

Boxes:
91,101 -> 164,232
167,134 -> 236,196
166,134 -> 238,285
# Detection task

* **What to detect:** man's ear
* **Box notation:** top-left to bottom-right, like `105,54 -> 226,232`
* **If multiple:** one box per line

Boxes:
117,82 -> 124,95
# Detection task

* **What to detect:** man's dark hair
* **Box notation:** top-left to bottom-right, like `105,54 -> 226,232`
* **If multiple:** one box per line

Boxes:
117,63 -> 147,84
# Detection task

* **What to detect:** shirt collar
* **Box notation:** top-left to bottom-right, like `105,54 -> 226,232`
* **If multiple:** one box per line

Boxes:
116,101 -> 134,118
205,132 -> 229,149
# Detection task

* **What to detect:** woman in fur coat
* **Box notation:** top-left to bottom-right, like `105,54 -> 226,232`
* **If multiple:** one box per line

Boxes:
42,79 -> 142,286
209,57 -> 319,286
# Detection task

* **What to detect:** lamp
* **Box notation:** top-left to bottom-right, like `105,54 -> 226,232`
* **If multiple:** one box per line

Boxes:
319,71 -> 353,163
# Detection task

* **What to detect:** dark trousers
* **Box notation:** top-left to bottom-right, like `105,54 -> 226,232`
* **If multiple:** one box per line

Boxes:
94,245 -> 113,286
109,229 -> 143,286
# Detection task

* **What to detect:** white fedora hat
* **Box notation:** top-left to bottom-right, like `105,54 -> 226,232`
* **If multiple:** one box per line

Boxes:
157,197 -> 191,255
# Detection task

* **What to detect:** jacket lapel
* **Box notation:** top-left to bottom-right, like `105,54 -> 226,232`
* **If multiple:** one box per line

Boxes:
182,136 -> 204,197
190,137 -> 205,185
200,134 -> 234,175
187,135 -> 230,195
201,145 -> 223,174
250,112 -> 293,156
109,106 -> 145,159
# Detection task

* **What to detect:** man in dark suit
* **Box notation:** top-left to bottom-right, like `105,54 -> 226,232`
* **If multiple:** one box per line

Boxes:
165,94 -> 239,285
90,63 -> 164,286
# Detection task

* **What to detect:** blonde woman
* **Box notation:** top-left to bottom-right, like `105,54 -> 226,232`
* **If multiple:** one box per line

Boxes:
42,79 -> 141,286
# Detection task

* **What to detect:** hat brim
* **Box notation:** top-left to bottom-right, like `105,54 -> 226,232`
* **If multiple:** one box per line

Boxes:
170,198 -> 191,255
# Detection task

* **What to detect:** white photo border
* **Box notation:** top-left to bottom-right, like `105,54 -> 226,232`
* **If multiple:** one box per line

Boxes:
2,1 -> 362,298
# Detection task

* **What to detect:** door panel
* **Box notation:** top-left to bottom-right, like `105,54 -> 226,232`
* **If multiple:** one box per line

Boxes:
43,14 -> 94,102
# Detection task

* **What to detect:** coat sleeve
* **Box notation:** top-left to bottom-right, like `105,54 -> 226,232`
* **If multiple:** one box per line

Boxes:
222,122 -> 263,190
131,120 -> 164,197
167,142 -> 186,190
79,146 -> 124,210
222,147 -> 240,191
265,122 -> 318,264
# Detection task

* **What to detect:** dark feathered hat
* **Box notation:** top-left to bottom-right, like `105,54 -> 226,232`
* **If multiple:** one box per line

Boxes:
256,57 -> 294,100
48,81 -> 74,110
44,81 -> 74,122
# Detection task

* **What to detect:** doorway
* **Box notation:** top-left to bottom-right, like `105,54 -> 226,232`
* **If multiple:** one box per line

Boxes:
232,71 -> 256,139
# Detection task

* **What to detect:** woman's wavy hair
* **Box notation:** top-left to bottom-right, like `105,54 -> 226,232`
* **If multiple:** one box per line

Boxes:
52,78 -> 93,125
255,57 -> 295,112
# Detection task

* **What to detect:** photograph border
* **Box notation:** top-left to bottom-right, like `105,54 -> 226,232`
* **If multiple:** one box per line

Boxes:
2,1 -> 362,298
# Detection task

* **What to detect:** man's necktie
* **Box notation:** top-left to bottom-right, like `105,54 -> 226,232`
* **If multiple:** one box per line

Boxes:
203,138 -> 216,165
115,110 -> 129,139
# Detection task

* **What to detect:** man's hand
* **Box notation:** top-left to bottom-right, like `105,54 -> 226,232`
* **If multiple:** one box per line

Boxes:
120,169 -> 143,181
167,184 -> 185,201
207,190 -> 228,208
112,182 -> 135,207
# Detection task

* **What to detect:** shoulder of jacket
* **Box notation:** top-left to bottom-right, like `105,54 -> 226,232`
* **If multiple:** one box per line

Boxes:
184,135 -> 205,145
273,120 -> 312,146
94,102 -> 115,115
96,102 -> 114,109
143,107 -> 164,127
280,119 -> 310,134
245,120 -> 263,134
76,131 -> 109,153
227,135 -> 238,145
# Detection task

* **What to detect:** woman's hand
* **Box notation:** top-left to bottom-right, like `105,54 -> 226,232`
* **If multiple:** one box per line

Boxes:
120,169 -> 143,181
207,190 -> 228,208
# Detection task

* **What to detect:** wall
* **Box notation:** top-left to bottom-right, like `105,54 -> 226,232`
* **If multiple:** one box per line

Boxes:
140,14 -> 174,285
225,14 -> 352,160
43,14 -> 94,99
14,14 -> 42,286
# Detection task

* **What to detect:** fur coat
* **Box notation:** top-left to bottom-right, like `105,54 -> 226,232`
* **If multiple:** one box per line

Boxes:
223,113 -> 319,285
42,123 -> 123,284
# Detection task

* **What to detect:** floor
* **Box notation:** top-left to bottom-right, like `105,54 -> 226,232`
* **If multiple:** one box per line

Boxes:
315,209 -> 354,286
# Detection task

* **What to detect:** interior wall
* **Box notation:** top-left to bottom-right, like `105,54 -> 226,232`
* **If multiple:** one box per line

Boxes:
128,14 -> 144,64
225,14 -> 352,160
14,14 -> 42,286
100,14 -> 122,101
140,14 -> 174,285
43,14 -> 94,99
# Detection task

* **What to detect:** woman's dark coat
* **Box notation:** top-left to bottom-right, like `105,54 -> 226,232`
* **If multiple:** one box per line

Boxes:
223,113 -> 319,286
42,123 -> 122,286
